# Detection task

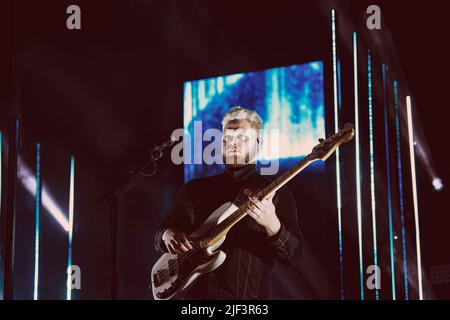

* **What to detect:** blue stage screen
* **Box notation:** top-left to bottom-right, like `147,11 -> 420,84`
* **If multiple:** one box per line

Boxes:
183,61 -> 325,182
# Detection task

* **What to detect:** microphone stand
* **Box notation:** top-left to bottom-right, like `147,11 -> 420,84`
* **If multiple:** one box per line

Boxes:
99,137 -> 174,300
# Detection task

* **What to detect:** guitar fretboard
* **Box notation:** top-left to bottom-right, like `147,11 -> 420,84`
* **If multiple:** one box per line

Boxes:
201,155 -> 316,245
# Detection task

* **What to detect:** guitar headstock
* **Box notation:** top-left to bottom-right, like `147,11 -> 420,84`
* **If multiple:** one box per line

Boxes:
307,124 -> 355,162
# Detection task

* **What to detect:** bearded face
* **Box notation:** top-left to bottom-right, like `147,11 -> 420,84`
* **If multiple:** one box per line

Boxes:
222,119 -> 261,168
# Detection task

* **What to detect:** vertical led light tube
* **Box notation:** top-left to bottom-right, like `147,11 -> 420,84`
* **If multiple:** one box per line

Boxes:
0,131 -> 2,217
67,156 -> 75,300
367,51 -> 379,299
0,132 -> 3,298
33,143 -> 41,300
394,81 -> 409,299
382,64 -> 397,300
353,32 -> 364,300
331,9 -> 344,300
406,96 -> 423,300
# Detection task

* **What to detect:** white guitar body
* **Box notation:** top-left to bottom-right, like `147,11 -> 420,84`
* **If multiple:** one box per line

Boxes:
151,201 -> 239,300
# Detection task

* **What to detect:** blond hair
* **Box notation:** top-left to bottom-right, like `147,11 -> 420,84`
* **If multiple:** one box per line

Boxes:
221,106 -> 263,131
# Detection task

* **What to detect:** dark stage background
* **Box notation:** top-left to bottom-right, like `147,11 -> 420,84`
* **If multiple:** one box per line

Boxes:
0,0 -> 449,300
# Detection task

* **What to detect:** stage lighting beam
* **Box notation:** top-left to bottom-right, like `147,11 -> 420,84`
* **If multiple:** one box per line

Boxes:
18,158 -> 69,232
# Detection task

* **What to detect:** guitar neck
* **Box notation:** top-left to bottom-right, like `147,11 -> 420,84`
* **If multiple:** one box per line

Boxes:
258,156 -> 315,199
201,156 -> 316,247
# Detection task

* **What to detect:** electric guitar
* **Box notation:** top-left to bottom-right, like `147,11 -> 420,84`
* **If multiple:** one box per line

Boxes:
151,124 -> 355,300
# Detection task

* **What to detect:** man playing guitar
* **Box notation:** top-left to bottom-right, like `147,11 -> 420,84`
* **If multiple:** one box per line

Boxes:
153,106 -> 303,299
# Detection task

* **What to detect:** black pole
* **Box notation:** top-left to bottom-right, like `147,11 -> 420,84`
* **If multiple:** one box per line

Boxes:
99,137 -> 174,299
100,170 -> 139,300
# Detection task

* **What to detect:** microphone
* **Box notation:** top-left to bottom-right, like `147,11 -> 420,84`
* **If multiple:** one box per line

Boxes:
151,135 -> 179,159
164,134 -> 178,147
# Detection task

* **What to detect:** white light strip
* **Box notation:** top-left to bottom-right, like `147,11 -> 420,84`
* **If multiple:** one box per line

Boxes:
67,156 -> 75,300
368,50 -> 379,299
406,96 -> 423,300
353,32 -> 364,300
331,9 -> 344,300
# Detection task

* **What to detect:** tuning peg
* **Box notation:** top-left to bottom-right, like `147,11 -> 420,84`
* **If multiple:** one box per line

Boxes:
319,138 -> 325,143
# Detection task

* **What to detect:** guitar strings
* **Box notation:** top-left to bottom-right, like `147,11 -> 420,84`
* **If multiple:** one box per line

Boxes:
157,209 -> 245,281
156,205 -> 249,281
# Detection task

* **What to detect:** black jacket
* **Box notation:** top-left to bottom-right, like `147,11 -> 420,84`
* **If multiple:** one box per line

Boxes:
154,165 -> 303,299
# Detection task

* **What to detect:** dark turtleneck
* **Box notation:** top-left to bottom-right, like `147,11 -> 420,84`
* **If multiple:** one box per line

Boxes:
223,163 -> 257,182
154,162 -> 302,299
